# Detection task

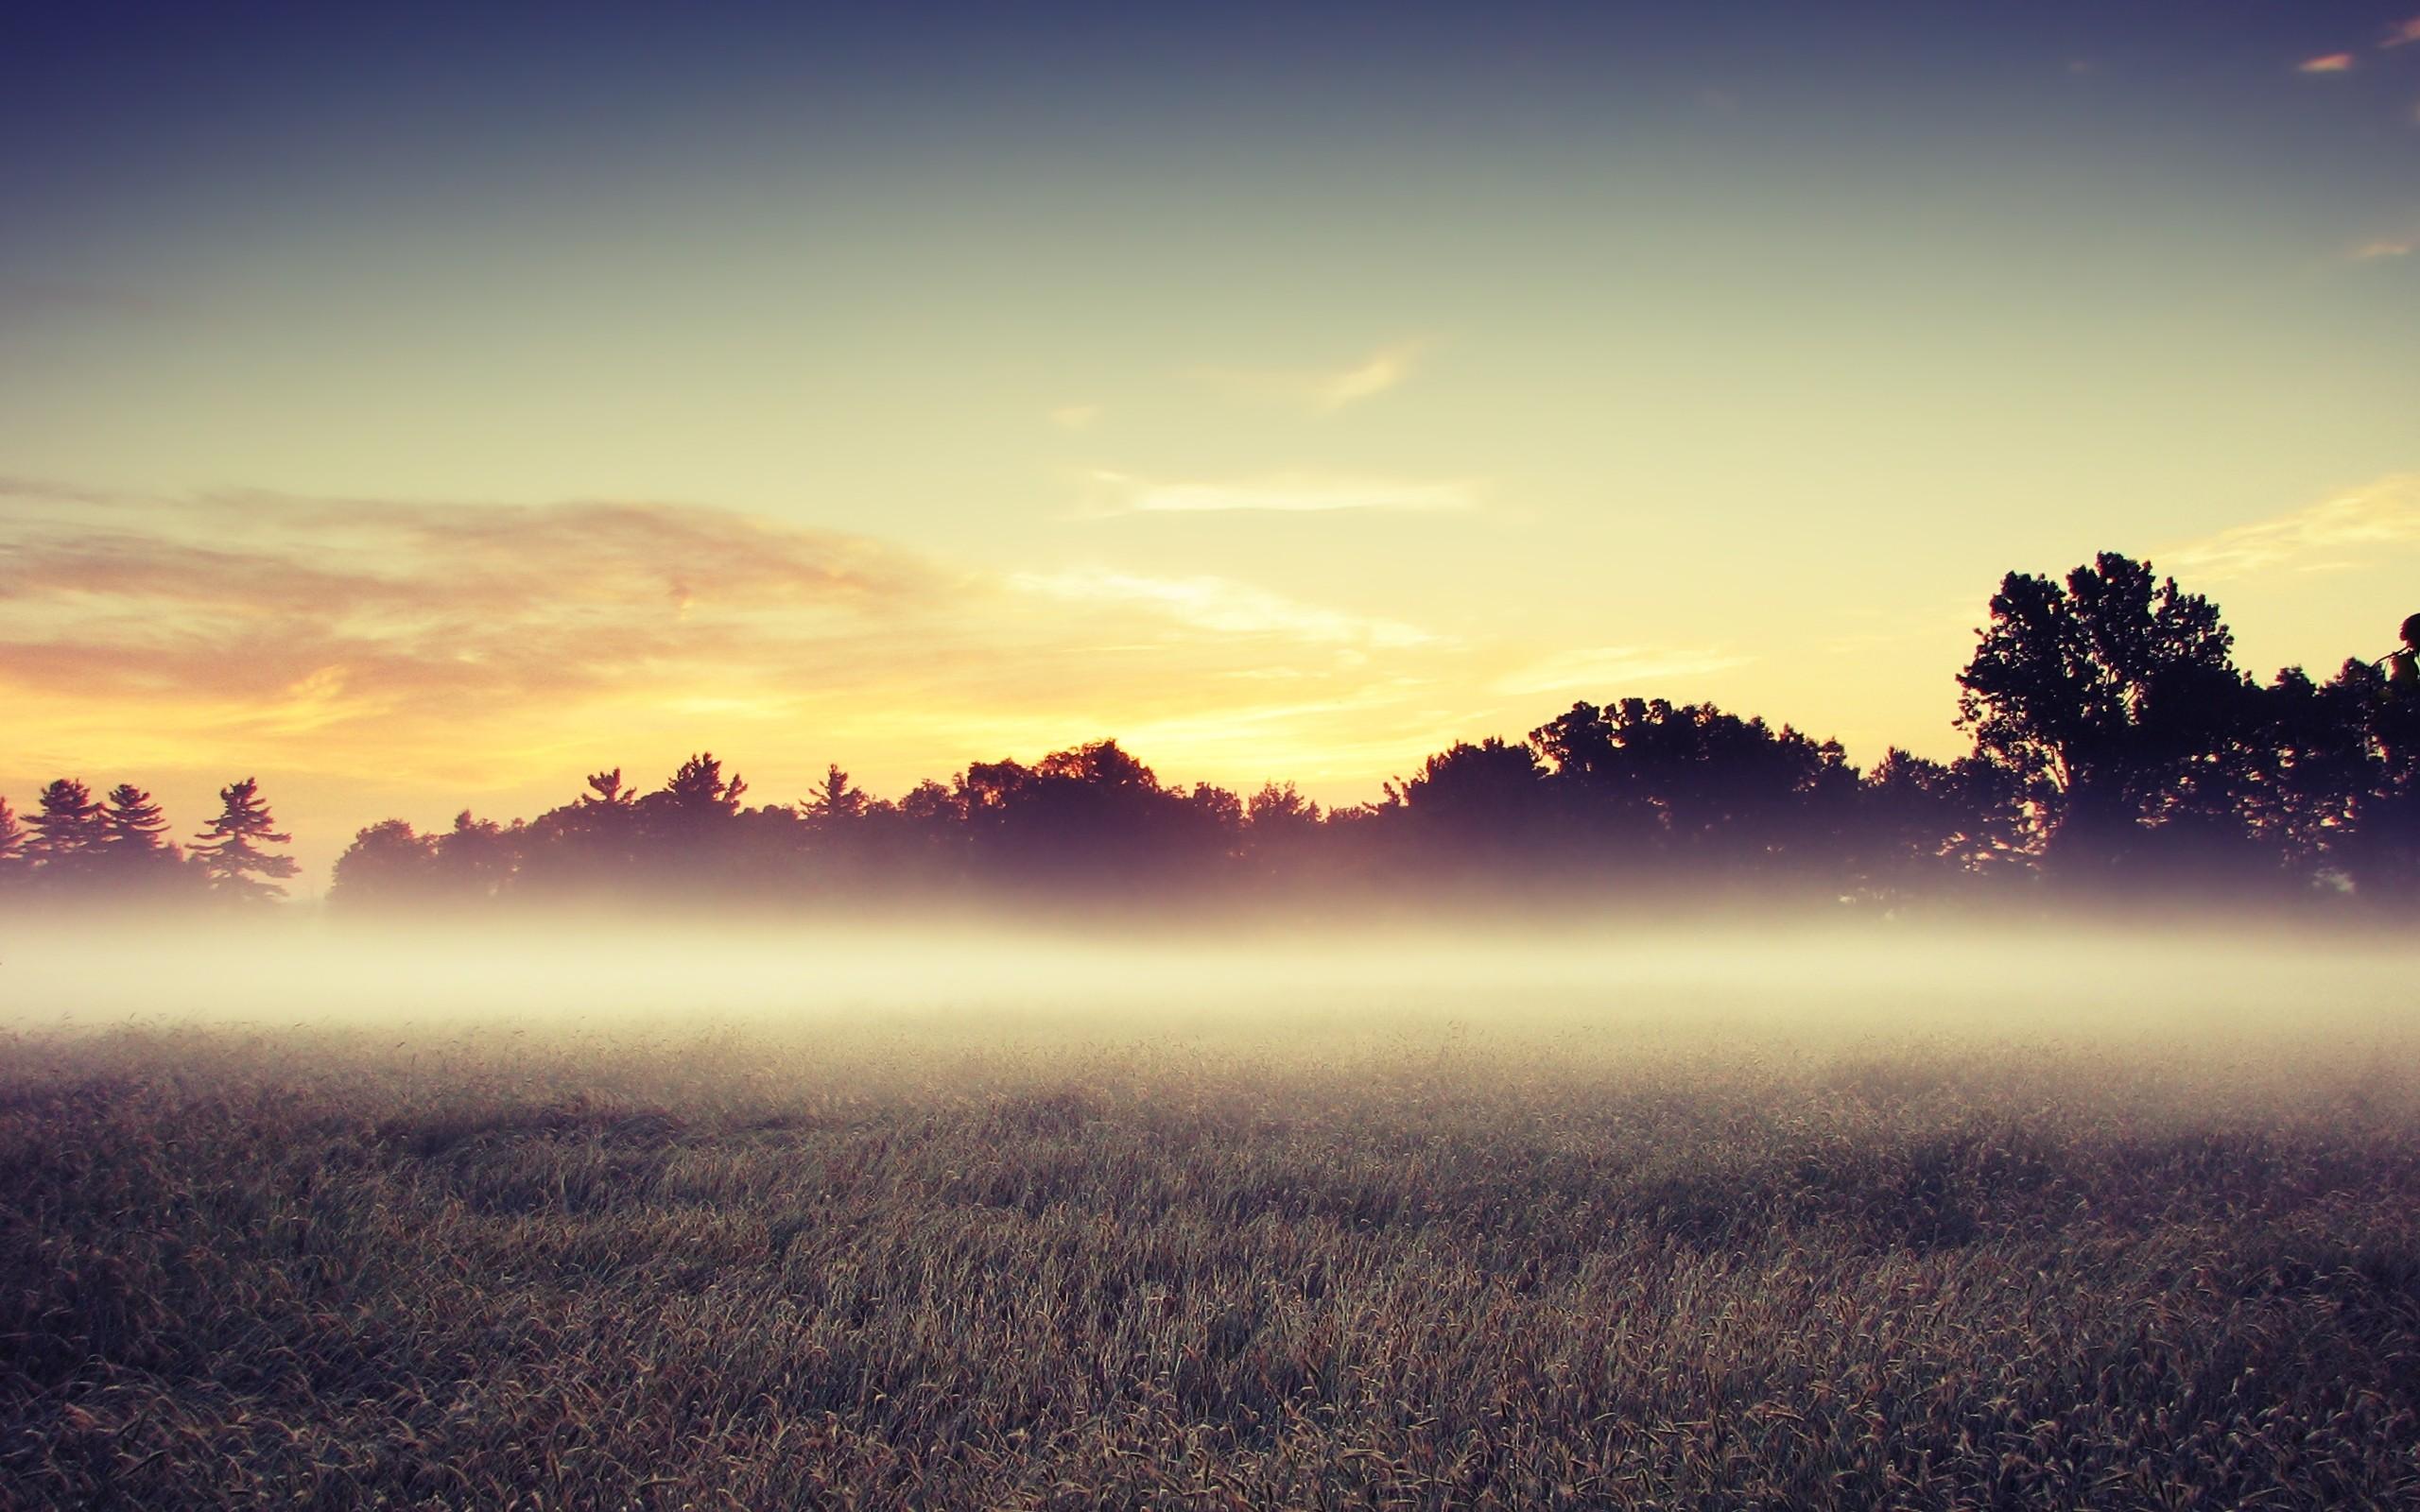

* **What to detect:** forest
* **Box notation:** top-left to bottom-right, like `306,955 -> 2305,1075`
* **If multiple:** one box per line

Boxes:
9,552 -> 2419,913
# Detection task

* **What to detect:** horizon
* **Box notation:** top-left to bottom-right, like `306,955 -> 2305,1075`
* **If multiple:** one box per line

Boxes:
2,542 -> 2409,892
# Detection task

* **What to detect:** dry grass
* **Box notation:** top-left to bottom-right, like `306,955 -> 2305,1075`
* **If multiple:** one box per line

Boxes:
3,1020 -> 2418,1509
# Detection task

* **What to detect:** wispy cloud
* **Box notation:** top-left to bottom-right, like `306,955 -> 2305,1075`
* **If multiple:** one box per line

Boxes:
0,490 -> 940,735
1493,644 -> 1752,697
1048,402 -> 1102,431
2384,16 -> 2420,48
1011,569 -> 1437,649
2164,475 -> 2420,581
2351,236 -> 2415,261
2299,53 -> 2357,74
1086,469 -> 1480,516
1198,339 -> 1427,413
0,481 -> 1463,810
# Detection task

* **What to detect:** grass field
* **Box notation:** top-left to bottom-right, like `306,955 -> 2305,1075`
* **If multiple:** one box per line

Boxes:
4,943 -> 2419,1509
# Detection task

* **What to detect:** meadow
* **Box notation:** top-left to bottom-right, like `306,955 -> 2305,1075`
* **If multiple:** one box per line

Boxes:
3,925 -> 2418,1509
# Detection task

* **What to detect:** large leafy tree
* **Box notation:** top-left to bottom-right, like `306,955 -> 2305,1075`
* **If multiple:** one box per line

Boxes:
952,739 -> 1225,885
433,811 -> 520,900
1853,747 -> 2024,892
330,818 -> 441,906
191,777 -> 301,902
2307,655 -> 2420,901
516,767 -> 649,897
1528,698 -> 1859,875
1401,738 -> 1547,841
1956,553 -> 2255,873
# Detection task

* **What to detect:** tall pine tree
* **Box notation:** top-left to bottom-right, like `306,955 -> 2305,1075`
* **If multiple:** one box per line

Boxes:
27,779 -> 108,885
99,783 -> 189,890
191,777 -> 300,902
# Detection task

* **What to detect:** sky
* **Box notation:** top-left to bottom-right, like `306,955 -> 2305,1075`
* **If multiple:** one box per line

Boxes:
4,1 -> 2419,885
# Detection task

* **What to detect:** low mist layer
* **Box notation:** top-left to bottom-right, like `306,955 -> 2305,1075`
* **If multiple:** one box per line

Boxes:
3,914 -> 2410,1056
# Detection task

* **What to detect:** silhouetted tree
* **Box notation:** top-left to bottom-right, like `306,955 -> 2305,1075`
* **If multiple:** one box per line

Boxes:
1401,738 -> 1549,866
1641,703 -> 1845,868
330,819 -> 441,907
949,739 -> 1228,890
1240,782 -> 1322,877
517,766 -> 649,897
433,812 -> 520,901
1853,748 -> 2024,895
95,783 -> 190,892
581,767 -> 637,808
804,764 -> 868,824
1957,553 -> 2255,882
2236,665 -> 2375,885
653,752 -> 748,819
26,779 -> 108,887
191,778 -> 300,902
1528,699 -> 1860,882
100,783 -> 171,852
1247,782 -> 1319,831
632,752 -> 750,891
2311,654 -> 2420,902
0,797 -> 25,886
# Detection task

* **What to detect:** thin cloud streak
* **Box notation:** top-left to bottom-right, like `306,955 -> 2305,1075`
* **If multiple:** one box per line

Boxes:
2164,475 -> 2420,582
1197,339 -> 1427,412
1089,470 -> 1480,515
1011,569 -> 1438,649
2385,17 -> 2420,48
1316,341 -> 1426,409
2298,53 -> 2356,74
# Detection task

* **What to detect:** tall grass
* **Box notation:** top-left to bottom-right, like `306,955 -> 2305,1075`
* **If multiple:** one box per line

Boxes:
3,1022 -> 2416,1508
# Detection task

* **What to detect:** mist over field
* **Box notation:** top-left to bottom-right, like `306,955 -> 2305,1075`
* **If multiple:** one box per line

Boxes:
5,914 -> 2412,1055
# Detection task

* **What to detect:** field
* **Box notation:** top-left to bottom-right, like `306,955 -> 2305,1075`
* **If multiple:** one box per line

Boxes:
4,928 -> 2419,1509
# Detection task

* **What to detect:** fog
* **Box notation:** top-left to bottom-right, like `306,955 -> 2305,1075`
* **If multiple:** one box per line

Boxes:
4,914 -> 2411,1074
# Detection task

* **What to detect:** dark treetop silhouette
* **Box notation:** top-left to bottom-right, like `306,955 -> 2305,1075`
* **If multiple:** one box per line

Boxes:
8,554 -> 2420,916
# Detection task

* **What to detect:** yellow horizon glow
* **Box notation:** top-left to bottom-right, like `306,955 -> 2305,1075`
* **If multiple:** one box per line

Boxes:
8,473 -> 2420,888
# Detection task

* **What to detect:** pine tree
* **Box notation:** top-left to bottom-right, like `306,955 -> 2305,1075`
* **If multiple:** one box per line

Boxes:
581,767 -> 637,807
99,782 -> 185,884
658,753 -> 747,818
100,779 -> 176,851
26,778 -> 108,884
804,764 -> 868,823
191,777 -> 301,902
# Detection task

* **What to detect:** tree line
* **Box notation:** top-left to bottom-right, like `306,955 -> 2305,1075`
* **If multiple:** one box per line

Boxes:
0,778 -> 299,902
9,552 -> 2420,914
